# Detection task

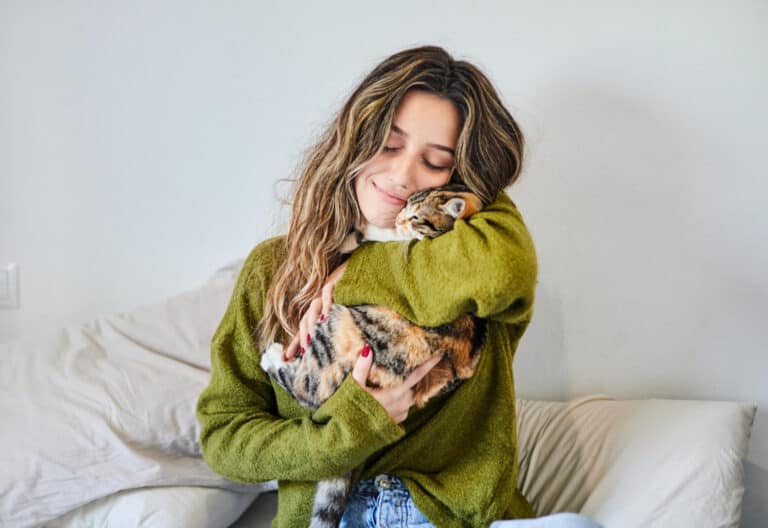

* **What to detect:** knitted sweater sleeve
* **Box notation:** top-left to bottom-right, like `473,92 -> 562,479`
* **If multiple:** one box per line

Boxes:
333,190 -> 538,327
196,240 -> 406,484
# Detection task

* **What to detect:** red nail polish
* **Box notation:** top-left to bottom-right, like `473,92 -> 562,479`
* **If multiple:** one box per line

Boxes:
306,333 -> 311,344
320,314 -> 326,321
300,346 -> 305,355
361,344 -> 370,358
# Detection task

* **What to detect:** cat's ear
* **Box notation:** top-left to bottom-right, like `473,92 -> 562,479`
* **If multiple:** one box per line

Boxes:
442,197 -> 466,219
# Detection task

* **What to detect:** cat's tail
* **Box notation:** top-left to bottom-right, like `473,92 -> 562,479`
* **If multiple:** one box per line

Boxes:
309,473 -> 353,528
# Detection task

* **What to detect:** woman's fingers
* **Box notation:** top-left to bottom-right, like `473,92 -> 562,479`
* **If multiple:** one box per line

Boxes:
319,260 -> 348,319
320,283 -> 333,321
307,297 -> 324,339
403,355 -> 443,389
352,344 -> 410,423
284,297 -> 326,362
352,349 -> 444,424
366,386 -> 411,424
283,334 -> 300,361
297,298 -> 324,357
351,343 -> 373,389
285,263 -> 348,362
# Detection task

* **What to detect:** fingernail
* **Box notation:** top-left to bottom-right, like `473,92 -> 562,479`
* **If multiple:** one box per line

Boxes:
300,346 -> 305,355
306,333 -> 311,344
320,314 -> 326,321
361,344 -> 370,358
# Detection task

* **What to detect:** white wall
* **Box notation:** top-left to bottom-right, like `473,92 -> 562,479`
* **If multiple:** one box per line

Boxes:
1,1 -> 765,525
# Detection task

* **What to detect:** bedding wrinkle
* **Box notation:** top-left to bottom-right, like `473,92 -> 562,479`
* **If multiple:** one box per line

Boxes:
103,314 -> 205,372
0,276 -> 267,527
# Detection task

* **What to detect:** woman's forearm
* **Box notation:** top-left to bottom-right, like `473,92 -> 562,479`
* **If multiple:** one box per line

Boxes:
333,190 -> 538,327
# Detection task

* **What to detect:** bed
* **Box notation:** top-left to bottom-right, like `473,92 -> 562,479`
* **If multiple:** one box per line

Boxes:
0,258 -> 756,528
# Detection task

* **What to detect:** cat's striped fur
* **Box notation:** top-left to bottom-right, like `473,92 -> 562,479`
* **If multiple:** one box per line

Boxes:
259,183 -> 486,528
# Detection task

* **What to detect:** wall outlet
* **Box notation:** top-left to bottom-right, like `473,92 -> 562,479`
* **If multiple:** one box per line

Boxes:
0,262 -> 20,309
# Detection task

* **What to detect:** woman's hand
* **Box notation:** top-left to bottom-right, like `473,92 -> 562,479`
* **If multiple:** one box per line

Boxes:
283,260 -> 349,361
351,344 -> 443,424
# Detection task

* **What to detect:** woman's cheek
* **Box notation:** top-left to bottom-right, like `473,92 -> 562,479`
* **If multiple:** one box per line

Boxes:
372,208 -> 398,228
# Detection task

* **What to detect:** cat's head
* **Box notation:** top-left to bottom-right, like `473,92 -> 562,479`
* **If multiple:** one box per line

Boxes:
395,183 -> 482,239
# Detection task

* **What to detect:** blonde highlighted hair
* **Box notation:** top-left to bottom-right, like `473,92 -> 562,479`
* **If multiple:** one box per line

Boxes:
256,44 -> 525,351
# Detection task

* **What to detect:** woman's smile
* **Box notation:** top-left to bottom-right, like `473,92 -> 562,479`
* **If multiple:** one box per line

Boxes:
372,180 -> 407,207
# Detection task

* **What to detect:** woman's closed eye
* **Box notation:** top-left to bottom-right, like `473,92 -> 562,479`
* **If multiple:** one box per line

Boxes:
382,146 -> 451,171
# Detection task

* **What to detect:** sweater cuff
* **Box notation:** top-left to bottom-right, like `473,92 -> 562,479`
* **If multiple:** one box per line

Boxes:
313,374 -> 406,446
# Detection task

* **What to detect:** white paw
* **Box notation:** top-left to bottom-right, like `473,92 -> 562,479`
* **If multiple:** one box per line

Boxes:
260,342 -> 286,374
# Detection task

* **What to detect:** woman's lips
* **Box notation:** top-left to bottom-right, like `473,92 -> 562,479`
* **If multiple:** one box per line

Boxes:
373,181 -> 406,206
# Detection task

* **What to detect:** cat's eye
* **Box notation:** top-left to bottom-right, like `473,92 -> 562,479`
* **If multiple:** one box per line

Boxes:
409,215 -> 419,221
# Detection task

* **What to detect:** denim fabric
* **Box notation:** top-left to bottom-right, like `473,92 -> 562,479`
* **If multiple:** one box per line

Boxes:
339,473 -> 604,528
339,473 -> 434,527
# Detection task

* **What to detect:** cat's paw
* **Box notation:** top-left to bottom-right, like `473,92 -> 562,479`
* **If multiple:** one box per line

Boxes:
260,342 -> 286,375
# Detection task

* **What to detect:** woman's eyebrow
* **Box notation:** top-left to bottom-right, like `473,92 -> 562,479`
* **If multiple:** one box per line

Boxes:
391,124 -> 455,156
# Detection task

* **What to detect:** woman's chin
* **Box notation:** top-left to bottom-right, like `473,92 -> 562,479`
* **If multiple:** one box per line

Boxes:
368,218 -> 396,229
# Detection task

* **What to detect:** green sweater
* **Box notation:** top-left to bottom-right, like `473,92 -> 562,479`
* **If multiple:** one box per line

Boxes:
196,190 -> 539,527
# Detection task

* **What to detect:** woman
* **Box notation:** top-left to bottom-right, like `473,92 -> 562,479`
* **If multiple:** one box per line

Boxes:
196,45 -> 602,528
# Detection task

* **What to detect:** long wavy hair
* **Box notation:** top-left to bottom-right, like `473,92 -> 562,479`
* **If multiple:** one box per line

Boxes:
256,44 -> 525,351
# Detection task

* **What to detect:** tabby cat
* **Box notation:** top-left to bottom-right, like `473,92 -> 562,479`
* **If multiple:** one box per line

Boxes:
259,183 -> 487,528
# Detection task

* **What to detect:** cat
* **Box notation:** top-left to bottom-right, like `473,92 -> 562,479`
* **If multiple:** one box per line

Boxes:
259,183 -> 487,528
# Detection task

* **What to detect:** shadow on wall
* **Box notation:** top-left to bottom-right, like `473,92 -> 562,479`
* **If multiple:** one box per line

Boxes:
512,83 -> 766,527
514,282 -> 570,402
513,82 -> 702,402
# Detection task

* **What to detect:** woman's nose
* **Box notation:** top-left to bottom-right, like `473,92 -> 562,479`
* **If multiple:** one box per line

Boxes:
387,153 -> 420,190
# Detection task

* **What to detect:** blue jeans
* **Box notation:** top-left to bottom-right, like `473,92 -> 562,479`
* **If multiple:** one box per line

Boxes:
340,473 -> 433,527
339,473 -> 604,528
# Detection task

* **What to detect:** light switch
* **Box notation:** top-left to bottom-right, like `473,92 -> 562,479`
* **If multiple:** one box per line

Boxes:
0,262 -> 19,309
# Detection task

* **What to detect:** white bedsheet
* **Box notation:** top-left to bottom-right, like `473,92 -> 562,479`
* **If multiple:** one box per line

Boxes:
0,259 -> 275,528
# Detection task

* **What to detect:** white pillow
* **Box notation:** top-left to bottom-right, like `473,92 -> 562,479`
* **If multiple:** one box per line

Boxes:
0,258 -> 275,527
515,395 -> 757,528
46,486 -> 268,528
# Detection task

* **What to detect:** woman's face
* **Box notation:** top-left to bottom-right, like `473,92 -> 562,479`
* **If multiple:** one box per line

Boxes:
354,90 -> 460,228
